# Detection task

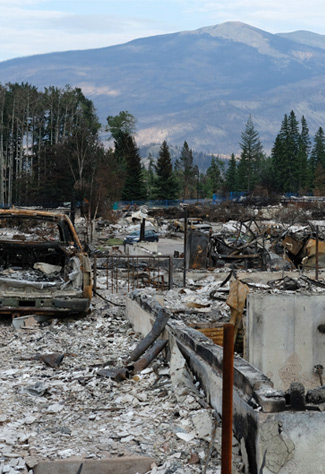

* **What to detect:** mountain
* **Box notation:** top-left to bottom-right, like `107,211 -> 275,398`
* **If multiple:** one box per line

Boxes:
1,21 -> 325,154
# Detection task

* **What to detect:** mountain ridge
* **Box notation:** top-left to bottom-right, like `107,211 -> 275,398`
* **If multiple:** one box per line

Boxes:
0,21 -> 325,154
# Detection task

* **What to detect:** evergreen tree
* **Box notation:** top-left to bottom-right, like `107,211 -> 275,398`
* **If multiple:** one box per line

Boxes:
313,164 -> 325,195
145,153 -> 155,199
310,127 -> 325,193
237,115 -> 264,192
259,155 -> 276,194
310,127 -> 325,170
120,134 -> 147,201
205,155 -> 224,197
272,111 -> 300,193
296,115 -> 311,192
154,141 -> 178,200
178,141 -> 196,199
225,154 -> 238,192
106,111 -> 136,142
106,111 -> 146,201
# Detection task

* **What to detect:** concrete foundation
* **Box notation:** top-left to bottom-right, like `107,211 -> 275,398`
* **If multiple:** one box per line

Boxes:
126,291 -> 325,474
246,293 -> 325,391
34,456 -> 155,474
125,241 -> 158,255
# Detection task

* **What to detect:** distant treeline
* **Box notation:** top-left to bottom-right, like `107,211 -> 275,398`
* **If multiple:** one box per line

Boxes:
0,82 -> 324,212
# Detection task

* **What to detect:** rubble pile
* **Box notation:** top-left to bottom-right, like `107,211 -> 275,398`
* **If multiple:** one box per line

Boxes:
0,293 -> 244,474
140,277 -> 230,326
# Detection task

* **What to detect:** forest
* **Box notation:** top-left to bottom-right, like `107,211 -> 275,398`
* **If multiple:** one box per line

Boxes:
1,82 -> 325,213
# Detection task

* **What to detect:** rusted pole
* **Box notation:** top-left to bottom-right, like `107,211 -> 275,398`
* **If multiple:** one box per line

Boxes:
106,256 -> 109,290
221,323 -> 235,474
168,256 -> 173,290
93,256 -> 97,294
183,207 -> 188,287
316,225 -> 319,281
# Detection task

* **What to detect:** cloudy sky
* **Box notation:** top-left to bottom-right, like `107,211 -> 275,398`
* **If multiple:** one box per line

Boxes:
1,0 -> 325,62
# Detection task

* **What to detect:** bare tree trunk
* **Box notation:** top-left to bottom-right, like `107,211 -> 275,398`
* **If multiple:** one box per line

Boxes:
0,88 -> 5,205
8,97 -> 16,206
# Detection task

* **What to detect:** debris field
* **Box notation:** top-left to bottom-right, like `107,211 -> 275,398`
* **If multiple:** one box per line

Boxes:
0,291 -> 244,474
3,199 -> 325,473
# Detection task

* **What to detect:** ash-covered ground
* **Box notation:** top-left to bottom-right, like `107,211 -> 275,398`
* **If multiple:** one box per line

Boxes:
0,291 -> 244,474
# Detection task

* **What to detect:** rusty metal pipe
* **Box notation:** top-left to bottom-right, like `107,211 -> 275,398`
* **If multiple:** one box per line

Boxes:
183,208 -> 188,287
221,323 -> 234,474
316,225 -> 319,280
168,255 -> 173,290
126,308 -> 169,363
131,339 -> 168,372
93,256 -> 97,293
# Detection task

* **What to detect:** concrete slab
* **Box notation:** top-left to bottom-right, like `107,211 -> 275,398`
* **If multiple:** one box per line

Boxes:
126,290 -> 325,474
34,456 -> 155,474
246,293 -> 325,391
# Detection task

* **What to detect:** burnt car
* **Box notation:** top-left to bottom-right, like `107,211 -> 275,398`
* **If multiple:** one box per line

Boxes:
0,209 -> 92,317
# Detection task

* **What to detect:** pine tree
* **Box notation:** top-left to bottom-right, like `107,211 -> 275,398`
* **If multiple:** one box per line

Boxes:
225,154 -> 238,192
106,111 -> 146,201
271,110 -> 305,193
154,141 -> 178,200
310,127 -> 325,193
205,156 -> 224,197
237,116 -> 264,192
121,134 -> 147,201
313,164 -> 325,195
296,115 -> 311,192
179,141 -> 196,199
146,153 -> 155,199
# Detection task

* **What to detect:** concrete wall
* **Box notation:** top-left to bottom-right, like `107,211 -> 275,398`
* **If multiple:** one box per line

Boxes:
246,293 -> 325,391
125,242 -> 157,255
126,292 -> 325,474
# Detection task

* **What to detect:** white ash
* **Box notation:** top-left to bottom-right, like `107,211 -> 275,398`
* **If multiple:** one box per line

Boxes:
0,294 -> 244,474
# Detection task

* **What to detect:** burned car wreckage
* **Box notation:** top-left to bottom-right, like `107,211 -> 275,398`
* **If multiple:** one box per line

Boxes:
0,209 -> 92,318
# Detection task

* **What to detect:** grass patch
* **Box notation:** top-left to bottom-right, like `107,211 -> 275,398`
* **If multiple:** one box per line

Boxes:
106,238 -> 124,246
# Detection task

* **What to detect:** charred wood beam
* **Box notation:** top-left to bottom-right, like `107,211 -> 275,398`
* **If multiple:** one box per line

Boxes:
97,367 -> 130,382
130,339 -> 168,373
126,308 -> 169,363
220,269 -> 233,287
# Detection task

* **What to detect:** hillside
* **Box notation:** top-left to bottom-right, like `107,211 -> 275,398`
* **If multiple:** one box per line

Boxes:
1,21 -> 325,154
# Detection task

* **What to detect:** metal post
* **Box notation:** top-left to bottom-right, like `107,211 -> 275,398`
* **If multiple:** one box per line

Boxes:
183,207 -> 188,287
316,225 -> 319,281
93,256 -> 97,294
197,171 -> 199,203
168,255 -> 173,290
111,257 -> 114,293
115,257 -> 120,293
140,218 -> 145,241
136,256 -> 139,288
106,256 -> 109,290
221,323 -> 234,474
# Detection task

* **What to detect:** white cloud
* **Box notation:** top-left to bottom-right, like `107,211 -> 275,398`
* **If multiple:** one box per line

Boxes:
77,83 -> 120,97
1,0 -> 325,62
0,3 -> 167,60
0,6 -> 64,28
183,0 -> 325,33
0,0 -> 44,5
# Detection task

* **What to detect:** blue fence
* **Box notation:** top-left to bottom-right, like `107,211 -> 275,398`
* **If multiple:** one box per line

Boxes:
114,193 -> 249,210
